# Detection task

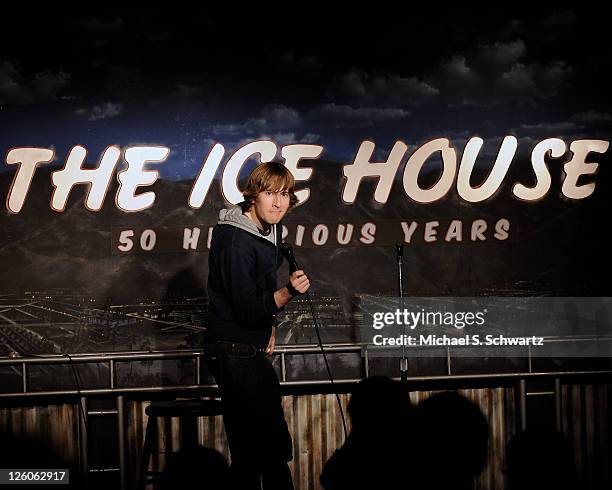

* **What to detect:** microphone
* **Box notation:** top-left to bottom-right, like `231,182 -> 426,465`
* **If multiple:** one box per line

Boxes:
395,244 -> 404,264
280,242 -> 299,273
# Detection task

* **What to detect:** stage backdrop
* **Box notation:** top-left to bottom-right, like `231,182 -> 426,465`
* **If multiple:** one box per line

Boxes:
1,7 -> 611,384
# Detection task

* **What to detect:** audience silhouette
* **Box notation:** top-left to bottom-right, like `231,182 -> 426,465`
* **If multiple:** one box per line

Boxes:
505,428 -> 579,490
1,377 -> 586,490
158,445 -> 230,490
320,376 -> 415,489
416,391 -> 490,489
321,380 -> 493,489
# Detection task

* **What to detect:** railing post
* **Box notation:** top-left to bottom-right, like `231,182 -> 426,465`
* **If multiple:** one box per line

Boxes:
117,395 -> 127,490
518,378 -> 527,431
79,396 -> 89,487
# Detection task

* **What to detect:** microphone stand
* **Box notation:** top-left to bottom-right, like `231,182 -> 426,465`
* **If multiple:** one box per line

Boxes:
396,244 -> 408,385
280,242 -> 349,439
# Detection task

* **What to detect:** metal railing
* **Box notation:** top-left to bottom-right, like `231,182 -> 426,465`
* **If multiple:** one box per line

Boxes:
0,338 -> 611,398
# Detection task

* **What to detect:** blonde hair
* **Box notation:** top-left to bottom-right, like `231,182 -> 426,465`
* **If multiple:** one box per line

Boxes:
240,162 -> 299,211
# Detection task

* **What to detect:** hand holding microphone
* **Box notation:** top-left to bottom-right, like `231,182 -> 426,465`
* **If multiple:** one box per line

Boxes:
280,243 -> 310,297
288,270 -> 310,296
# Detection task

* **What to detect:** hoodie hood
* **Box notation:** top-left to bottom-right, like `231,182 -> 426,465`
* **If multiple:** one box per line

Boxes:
218,207 -> 277,245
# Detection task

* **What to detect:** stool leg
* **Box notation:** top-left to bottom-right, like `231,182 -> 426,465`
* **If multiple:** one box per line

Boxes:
180,416 -> 199,450
137,417 -> 157,490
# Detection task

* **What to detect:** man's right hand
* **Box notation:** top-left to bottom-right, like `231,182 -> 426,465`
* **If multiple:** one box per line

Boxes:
289,270 -> 310,295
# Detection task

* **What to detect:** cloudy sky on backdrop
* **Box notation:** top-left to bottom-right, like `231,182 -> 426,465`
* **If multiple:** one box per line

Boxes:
1,5 -> 611,180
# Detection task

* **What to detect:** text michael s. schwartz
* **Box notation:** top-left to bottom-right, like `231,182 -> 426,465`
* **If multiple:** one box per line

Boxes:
371,334 -> 545,346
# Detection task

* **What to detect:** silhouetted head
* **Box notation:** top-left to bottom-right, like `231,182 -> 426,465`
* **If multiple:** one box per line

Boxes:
320,376 -> 415,490
158,446 -> 230,490
505,429 -> 579,490
348,376 -> 413,433
417,391 -> 489,487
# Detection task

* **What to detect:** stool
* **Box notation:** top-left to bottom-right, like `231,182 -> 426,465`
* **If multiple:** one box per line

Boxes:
136,398 -> 223,490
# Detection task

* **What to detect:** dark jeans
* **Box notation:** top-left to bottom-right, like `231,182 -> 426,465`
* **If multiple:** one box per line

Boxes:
205,340 -> 294,490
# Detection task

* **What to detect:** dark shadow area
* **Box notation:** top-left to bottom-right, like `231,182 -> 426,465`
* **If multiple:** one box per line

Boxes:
505,429 -> 579,490
158,445 -> 230,490
320,376 -> 415,489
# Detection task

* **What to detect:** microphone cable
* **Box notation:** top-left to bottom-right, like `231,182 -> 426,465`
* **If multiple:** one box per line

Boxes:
8,349 -> 95,484
280,243 -> 349,440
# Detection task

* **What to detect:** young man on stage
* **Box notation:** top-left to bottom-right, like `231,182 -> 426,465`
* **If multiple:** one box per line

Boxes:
205,162 -> 310,490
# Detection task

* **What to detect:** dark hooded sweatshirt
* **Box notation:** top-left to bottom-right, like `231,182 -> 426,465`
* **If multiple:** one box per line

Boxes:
205,207 -> 283,348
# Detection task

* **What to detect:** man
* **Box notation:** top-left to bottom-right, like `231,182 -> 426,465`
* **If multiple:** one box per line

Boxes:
205,162 -> 309,490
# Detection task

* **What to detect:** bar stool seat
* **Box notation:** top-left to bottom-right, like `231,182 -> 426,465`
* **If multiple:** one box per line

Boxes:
137,399 -> 222,489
